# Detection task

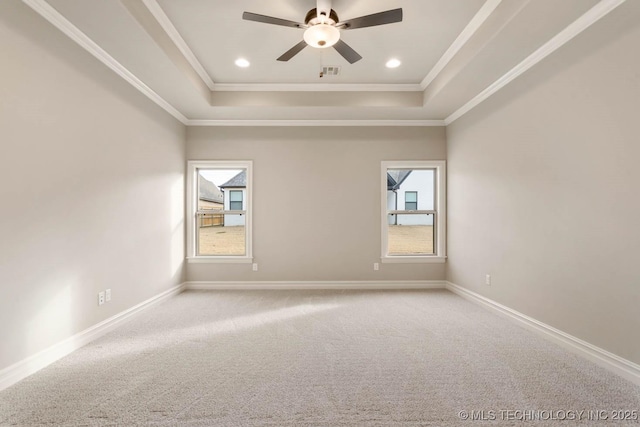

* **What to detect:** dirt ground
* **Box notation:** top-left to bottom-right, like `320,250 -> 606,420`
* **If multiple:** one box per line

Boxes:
387,225 -> 434,255
198,226 -> 246,255
198,225 -> 433,256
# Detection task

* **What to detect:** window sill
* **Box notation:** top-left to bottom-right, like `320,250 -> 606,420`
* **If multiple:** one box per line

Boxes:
381,256 -> 447,264
187,257 -> 253,264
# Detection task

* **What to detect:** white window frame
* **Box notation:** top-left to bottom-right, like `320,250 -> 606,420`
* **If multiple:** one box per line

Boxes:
381,160 -> 446,263
186,160 -> 253,263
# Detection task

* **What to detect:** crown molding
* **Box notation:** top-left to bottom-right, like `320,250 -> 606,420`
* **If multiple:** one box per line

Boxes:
141,0 -> 216,91
420,0 -> 502,90
444,0 -> 627,125
21,0 -> 188,125
212,83 -> 424,92
23,0 -> 625,128
186,119 -> 445,127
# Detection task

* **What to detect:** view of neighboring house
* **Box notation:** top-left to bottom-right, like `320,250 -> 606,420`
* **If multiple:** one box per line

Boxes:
198,174 -> 223,209
386,170 -> 434,225
198,175 -> 224,226
219,170 -> 246,227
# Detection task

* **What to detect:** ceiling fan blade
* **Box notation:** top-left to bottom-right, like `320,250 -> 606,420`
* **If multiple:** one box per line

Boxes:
242,12 -> 305,29
333,39 -> 362,64
339,8 -> 403,30
316,0 -> 332,19
277,40 -> 308,62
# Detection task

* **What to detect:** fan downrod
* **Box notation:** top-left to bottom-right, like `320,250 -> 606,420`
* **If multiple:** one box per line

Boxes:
304,8 -> 339,25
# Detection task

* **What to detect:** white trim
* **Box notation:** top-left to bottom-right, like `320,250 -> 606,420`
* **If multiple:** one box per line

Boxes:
381,256 -> 446,264
141,0 -> 216,90
0,283 -> 185,392
381,160 -> 447,261
212,83 -> 423,92
186,120 -> 445,127
23,0 -> 624,128
444,0 -> 627,125
185,281 -> 446,291
187,257 -> 253,264
445,282 -> 640,386
21,0 -> 188,125
186,161 -> 253,261
420,0 -> 502,90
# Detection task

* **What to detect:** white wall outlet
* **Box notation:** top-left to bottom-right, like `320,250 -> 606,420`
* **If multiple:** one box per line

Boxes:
252,263 -> 258,272
373,263 -> 379,271
105,289 -> 111,302
485,274 -> 491,286
98,291 -> 105,306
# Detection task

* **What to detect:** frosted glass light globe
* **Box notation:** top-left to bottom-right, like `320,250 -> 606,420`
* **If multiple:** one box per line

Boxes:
303,24 -> 340,48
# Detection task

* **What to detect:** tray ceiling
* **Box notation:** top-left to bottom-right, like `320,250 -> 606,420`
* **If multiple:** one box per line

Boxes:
22,0 -> 627,125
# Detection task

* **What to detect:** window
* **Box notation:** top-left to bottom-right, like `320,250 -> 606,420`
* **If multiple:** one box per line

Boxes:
405,191 -> 417,210
229,190 -> 243,211
187,161 -> 252,263
381,161 -> 446,263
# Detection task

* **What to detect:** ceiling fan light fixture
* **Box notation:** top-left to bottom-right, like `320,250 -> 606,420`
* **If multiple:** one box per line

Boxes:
303,24 -> 340,49
243,6 -> 402,63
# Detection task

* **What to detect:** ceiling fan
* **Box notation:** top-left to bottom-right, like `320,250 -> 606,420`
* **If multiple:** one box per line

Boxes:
242,0 -> 403,64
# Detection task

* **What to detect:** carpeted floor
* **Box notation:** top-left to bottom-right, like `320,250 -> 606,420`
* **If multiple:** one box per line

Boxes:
0,289 -> 638,426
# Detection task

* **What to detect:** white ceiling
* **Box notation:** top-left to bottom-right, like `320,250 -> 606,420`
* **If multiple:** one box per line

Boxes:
24,0 -> 624,125
156,0 -> 484,84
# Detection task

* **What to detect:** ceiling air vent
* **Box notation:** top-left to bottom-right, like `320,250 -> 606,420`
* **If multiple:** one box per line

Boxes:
320,66 -> 341,78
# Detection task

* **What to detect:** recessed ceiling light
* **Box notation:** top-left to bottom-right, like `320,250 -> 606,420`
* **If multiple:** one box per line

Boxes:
386,58 -> 401,69
235,58 -> 250,68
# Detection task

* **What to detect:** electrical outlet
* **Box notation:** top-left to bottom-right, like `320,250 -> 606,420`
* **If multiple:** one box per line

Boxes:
485,274 -> 491,286
98,291 -> 105,306
252,263 -> 258,272
105,289 -> 111,302
373,263 -> 379,271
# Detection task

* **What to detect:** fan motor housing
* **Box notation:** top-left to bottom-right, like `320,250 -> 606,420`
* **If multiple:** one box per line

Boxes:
305,8 -> 339,26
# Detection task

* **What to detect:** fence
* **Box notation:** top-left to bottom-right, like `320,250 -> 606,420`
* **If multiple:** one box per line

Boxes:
198,212 -> 224,227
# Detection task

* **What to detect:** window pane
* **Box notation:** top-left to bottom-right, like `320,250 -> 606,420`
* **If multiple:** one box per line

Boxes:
197,170 -> 224,211
387,169 -> 435,211
198,213 -> 246,255
229,190 -> 243,202
387,214 -> 434,255
196,168 -> 247,256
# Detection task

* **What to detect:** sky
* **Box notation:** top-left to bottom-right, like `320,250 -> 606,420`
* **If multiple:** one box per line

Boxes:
199,169 -> 243,187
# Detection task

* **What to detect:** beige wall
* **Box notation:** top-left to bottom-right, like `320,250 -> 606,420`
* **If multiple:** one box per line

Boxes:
6,0 -> 637,381
446,2 -> 640,364
0,3 -> 185,371
187,126 -> 446,282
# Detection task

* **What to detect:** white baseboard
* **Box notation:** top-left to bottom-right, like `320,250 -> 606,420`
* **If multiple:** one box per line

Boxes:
13,280 -> 633,392
0,283 -> 185,392
185,280 -> 446,291
445,281 -> 640,386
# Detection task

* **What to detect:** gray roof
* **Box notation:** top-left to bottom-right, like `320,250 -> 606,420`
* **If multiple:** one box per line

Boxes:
387,170 -> 412,190
220,170 -> 246,188
198,175 -> 223,203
